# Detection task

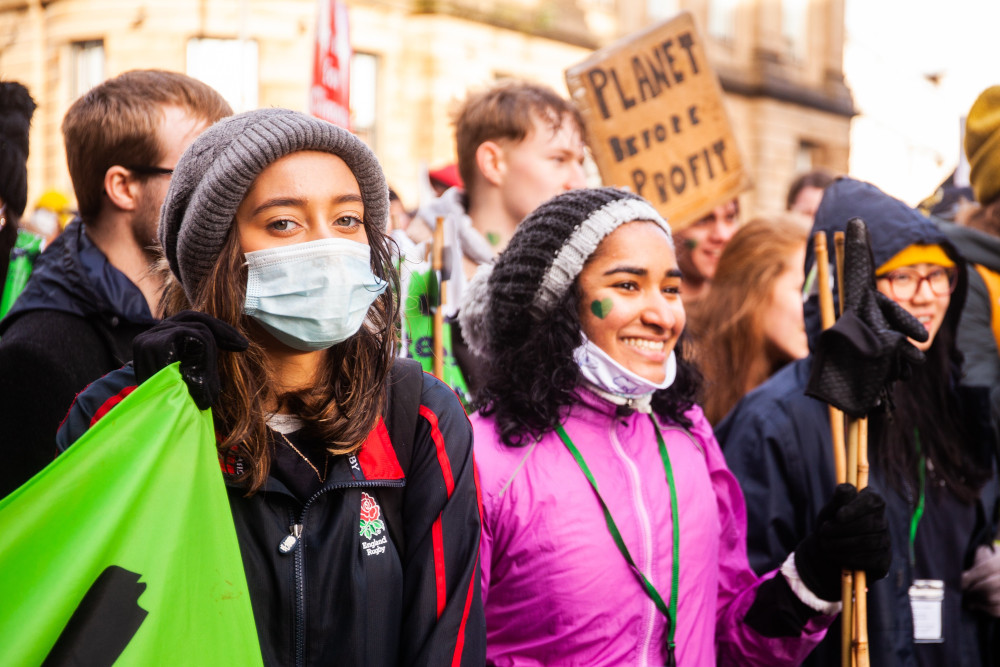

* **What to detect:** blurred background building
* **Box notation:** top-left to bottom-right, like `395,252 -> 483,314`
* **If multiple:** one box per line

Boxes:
0,0 -> 853,218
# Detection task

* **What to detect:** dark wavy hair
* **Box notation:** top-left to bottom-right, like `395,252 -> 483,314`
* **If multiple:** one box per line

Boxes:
477,283 -> 702,448
870,250 -> 991,504
160,222 -> 400,495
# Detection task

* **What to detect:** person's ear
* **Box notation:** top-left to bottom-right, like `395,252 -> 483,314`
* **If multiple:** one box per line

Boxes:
103,166 -> 140,212
475,141 -> 506,187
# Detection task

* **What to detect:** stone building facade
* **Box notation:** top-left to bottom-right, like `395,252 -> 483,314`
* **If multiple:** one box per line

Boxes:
0,0 -> 850,219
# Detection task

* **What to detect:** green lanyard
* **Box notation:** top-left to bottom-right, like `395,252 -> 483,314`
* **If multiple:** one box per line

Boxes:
556,416 -> 680,666
909,429 -> 927,567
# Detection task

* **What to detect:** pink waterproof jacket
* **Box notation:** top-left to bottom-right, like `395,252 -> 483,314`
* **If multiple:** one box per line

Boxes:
473,391 -> 834,666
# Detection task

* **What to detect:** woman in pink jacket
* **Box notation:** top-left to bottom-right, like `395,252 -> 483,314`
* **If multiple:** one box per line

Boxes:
459,187 -> 892,666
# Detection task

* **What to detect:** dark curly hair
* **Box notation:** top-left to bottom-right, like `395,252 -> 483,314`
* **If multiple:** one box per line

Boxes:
477,283 -> 702,448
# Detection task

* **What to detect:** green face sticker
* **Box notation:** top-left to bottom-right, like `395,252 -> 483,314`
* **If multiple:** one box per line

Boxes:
590,298 -> 614,319
485,231 -> 501,247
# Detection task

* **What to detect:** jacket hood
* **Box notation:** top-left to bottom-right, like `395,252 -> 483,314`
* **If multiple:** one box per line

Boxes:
807,177 -> 951,273
803,177 -> 967,345
0,219 -> 154,333
937,218 -> 1000,270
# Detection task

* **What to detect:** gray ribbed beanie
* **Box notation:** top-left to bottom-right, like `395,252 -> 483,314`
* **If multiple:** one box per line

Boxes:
160,108 -> 388,299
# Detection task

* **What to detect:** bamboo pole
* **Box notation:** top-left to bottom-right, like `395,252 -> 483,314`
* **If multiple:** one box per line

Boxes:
834,231 -> 846,318
814,232 -> 847,485
431,216 -> 445,379
815,231 -> 854,667
842,418 -> 861,667
853,418 -> 871,667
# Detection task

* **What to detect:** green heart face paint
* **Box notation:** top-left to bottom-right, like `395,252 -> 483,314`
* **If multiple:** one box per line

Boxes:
684,238 -> 698,250
486,231 -> 501,247
591,298 -> 614,319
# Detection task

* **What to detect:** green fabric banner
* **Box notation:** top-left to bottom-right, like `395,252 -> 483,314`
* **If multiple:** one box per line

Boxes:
0,363 -> 263,666
403,266 -> 471,408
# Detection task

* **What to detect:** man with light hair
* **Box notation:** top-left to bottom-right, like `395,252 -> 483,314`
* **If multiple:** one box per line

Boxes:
405,79 -> 588,405
0,70 -> 231,497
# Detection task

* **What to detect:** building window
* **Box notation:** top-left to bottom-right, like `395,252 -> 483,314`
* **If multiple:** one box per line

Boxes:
708,0 -> 738,42
186,38 -> 259,112
781,0 -> 808,62
796,140 -> 826,174
351,52 -> 378,149
71,40 -> 105,99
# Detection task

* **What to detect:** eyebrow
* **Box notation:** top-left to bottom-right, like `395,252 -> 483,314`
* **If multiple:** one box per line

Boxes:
603,266 -> 646,277
249,193 -> 363,218
602,266 -> 683,279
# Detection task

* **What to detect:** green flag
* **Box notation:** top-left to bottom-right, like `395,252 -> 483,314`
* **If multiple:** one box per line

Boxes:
0,363 -> 263,666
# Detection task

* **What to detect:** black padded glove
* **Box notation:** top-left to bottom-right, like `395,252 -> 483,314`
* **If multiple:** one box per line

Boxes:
794,483 -> 892,602
133,310 -> 248,410
806,217 -> 928,417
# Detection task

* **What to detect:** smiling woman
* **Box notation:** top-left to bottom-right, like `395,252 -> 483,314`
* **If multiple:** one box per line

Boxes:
576,220 -> 685,386
459,187 -> 890,666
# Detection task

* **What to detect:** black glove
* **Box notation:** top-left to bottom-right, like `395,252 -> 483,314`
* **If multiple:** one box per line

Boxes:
806,218 -> 928,417
794,483 -> 892,601
133,310 -> 248,410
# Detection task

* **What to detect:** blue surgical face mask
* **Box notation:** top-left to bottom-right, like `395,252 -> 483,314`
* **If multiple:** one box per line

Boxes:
244,238 -> 387,351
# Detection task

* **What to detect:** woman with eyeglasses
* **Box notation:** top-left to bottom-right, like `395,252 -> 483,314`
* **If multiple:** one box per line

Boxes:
717,177 -> 1000,666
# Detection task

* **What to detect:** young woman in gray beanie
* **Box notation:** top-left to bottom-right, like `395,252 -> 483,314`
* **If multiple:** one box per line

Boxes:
55,108 -> 484,666
461,187 -> 891,666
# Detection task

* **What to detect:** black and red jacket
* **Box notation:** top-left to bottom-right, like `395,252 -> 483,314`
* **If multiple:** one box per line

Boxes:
56,365 -> 485,667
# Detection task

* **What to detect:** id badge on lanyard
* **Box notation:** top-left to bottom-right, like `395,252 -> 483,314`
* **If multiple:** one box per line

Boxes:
907,434 -> 943,643
909,579 -> 944,643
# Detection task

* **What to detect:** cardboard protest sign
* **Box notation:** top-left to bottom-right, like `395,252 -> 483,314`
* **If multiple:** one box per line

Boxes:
566,11 -> 750,231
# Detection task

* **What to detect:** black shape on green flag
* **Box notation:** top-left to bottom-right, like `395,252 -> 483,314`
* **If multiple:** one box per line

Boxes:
44,565 -> 148,667
0,363 -> 263,665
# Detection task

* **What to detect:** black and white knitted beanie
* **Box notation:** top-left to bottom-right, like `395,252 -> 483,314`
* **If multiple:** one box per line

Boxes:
159,108 -> 388,301
459,187 -> 672,357
0,82 -> 37,218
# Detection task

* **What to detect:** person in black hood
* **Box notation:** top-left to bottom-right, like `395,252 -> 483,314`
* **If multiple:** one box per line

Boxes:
716,177 -> 1000,666
0,81 -> 36,294
0,70 -> 231,498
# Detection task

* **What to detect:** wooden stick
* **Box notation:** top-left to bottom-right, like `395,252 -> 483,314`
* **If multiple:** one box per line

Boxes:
841,418 -> 861,667
842,569 -> 855,667
853,418 -> 870,667
431,216 -> 445,380
855,419 -> 869,490
834,231 -> 846,318
814,232 -> 848,485
816,230 -> 854,667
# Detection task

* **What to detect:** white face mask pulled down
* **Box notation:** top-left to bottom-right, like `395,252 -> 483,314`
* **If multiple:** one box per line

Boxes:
573,333 -> 677,413
243,238 -> 387,352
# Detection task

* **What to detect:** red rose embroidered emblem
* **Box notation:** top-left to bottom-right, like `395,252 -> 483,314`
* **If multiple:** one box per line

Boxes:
359,492 -> 385,538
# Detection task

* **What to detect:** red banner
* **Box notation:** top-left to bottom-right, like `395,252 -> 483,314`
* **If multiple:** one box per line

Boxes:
310,0 -> 352,128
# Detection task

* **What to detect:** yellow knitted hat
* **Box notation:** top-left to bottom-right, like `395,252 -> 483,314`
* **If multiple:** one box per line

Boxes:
876,244 -> 954,276
965,86 -> 1000,205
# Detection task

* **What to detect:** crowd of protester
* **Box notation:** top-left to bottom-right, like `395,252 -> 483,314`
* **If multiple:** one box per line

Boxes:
1,69 -> 999,666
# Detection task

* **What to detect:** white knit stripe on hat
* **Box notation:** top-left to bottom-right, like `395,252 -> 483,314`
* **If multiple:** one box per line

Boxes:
530,197 -> 672,317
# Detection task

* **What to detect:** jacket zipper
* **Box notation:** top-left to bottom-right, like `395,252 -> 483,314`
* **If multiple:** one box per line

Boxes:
278,479 -> 406,667
609,424 -> 659,667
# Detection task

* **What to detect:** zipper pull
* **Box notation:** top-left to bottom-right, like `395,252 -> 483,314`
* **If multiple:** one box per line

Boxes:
278,524 -> 303,554
665,640 -> 676,667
